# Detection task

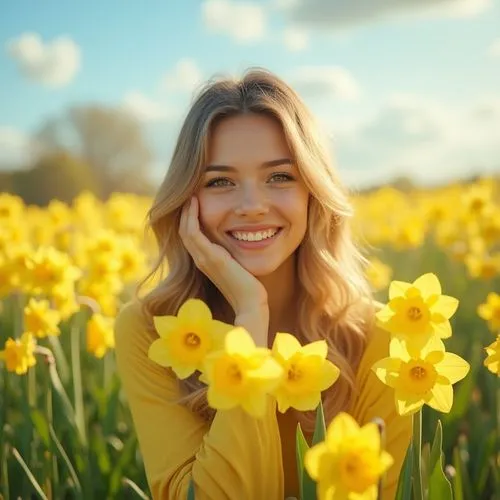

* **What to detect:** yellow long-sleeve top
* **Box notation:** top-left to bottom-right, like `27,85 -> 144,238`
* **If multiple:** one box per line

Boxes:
114,300 -> 412,500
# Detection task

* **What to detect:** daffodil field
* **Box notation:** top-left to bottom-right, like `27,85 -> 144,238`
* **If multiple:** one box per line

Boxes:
0,178 -> 499,499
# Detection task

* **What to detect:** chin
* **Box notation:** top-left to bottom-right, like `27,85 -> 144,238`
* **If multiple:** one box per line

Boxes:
236,259 -> 282,277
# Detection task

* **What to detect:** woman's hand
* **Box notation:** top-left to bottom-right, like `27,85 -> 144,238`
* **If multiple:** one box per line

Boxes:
179,197 -> 270,342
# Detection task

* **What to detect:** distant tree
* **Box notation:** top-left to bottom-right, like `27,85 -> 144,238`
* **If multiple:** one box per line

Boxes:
13,151 -> 97,206
36,106 -> 154,198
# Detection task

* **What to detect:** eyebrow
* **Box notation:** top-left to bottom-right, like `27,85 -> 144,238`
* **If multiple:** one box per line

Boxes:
204,158 -> 293,173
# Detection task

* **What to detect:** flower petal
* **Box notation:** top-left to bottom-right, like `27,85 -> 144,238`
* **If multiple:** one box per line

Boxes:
148,339 -> 173,367
225,327 -> 256,355
428,383 -> 453,413
435,353 -> 470,384
178,298 -> 212,324
207,386 -> 236,410
413,273 -> 441,299
389,280 -> 412,300
372,357 -> 401,387
431,295 -> 459,319
431,318 -> 452,339
389,337 -> 411,361
326,412 -> 359,447
153,316 -> 179,338
272,332 -> 302,360
304,442 -> 329,480
395,390 -> 425,416
319,360 -> 340,390
301,340 -> 328,358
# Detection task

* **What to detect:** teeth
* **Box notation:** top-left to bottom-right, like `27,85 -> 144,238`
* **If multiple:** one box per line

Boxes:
231,228 -> 279,241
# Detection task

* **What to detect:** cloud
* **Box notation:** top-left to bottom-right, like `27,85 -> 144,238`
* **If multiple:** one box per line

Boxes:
283,27 -> 309,51
122,91 -> 172,122
332,94 -> 500,188
202,0 -> 267,43
488,37 -> 500,57
0,127 -> 41,169
277,0 -> 491,30
6,32 -> 81,87
163,58 -> 204,94
291,66 -> 361,100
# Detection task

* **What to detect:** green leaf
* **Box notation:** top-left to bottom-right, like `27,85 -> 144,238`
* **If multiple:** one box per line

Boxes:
312,401 -> 326,445
296,423 -> 316,500
30,409 -> 50,448
122,478 -> 150,499
187,478 -> 195,500
429,420 -> 443,472
295,422 -> 309,494
395,442 -> 413,500
11,447 -> 49,500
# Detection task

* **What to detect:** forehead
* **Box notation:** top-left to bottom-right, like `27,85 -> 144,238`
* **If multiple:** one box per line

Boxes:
207,113 -> 291,163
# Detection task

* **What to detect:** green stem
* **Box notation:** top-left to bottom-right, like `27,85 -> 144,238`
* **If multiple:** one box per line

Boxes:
412,410 -> 424,500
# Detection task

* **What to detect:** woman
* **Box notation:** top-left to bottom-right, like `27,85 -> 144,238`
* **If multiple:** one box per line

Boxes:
114,68 -> 412,500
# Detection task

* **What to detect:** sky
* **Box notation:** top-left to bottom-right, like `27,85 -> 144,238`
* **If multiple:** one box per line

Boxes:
1,0 -> 499,189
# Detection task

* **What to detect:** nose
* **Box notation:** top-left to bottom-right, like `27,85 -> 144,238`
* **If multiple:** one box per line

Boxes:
234,182 -> 269,217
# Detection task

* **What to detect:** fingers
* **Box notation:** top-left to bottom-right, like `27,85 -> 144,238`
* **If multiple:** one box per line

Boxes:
179,197 -> 212,269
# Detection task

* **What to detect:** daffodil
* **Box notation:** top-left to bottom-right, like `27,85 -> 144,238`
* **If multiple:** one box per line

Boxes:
24,298 -> 62,338
202,327 -> 284,417
271,333 -> 339,412
86,314 -> 115,358
376,273 -> 459,347
304,412 -> 393,500
0,333 -> 37,375
148,299 -> 233,379
484,335 -> 499,376
478,292 -> 500,333
372,336 -> 470,416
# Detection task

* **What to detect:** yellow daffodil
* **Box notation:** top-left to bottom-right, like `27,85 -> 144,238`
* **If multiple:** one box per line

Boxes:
202,327 -> 284,417
305,412 -> 393,500
372,336 -> 470,416
484,335 -> 499,376
148,299 -> 233,379
24,298 -> 62,338
86,314 -> 115,358
0,333 -> 37,375
271,333 -> 339,412
478,292 -> 500,333
376,273 -> 459,347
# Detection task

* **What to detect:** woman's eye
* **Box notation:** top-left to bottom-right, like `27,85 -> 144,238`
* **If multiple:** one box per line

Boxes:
269,172 -> 295,183
205,177 -> 233,188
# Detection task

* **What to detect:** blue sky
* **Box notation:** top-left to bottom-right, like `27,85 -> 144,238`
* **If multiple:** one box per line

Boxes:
1,0 -> 499,188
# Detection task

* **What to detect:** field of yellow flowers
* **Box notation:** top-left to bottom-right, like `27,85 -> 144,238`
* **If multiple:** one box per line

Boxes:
0,178 -> 499,499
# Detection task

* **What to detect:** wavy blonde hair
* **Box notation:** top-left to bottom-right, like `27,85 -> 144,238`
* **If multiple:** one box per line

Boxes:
137,68 -> 375,432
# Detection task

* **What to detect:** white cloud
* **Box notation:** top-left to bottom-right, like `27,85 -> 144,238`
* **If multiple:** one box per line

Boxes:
332,95 -> 500,188
0,127 -> 40,169
278,0 -> 492,30
291,66 -> 361,100
488,38 -> 500,57
283,27 -> 309,51
202,0 -> 267,43
6,32 -> 80,87
122,92 -> 171,122
163,58 -> 203,94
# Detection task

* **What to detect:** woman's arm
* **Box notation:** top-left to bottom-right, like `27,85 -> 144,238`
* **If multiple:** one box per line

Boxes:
114,301 -> 284,500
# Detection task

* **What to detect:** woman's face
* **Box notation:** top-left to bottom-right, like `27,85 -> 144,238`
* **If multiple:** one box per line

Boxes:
196,113 -> 309,277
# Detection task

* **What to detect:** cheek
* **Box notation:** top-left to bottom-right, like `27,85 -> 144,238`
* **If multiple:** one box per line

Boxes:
197,195 -> 225,236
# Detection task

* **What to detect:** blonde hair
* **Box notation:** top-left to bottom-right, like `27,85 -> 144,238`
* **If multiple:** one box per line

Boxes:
137,67 -> 375,432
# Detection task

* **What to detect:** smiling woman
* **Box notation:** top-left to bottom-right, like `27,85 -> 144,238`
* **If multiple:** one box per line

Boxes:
113,67 -> 412,500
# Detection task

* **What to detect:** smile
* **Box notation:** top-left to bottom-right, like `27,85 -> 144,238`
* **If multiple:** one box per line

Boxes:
226,228 -> 283,249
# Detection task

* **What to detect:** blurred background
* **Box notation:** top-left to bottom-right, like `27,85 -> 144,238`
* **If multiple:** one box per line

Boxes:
1,0 -> 499,202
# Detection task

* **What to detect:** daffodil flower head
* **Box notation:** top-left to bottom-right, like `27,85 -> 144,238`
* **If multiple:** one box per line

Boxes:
477,292 -> 500,333
202,327 -> 284,418
305,412 -> 393,500
484,334 -> 499,376
372,336 -> 470,416
0,333 -> 37,375
376,273 -> 459,348
148,298 -> 233,379
271,332 -> 340,413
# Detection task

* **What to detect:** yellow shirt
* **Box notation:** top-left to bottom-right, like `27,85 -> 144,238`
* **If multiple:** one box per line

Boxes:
114,300 -> 412,500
